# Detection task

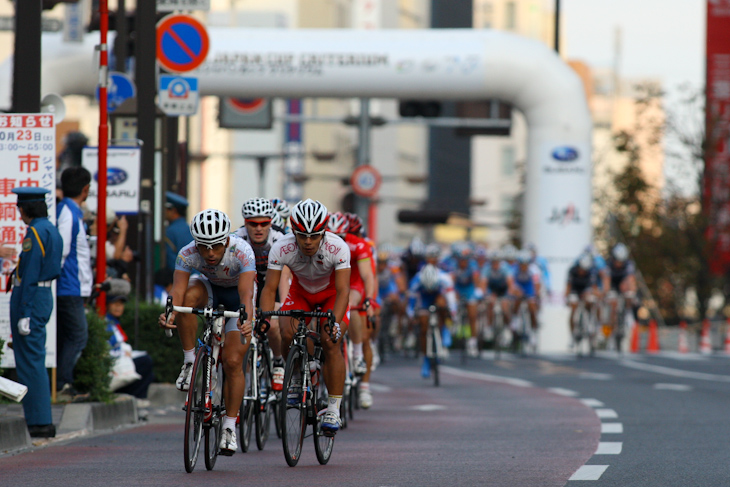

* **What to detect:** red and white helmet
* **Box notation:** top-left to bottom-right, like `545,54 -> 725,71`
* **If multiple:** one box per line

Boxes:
327,211 -> 350,235
290,199 -> 328,234
190,209 -> 231,248
242,198 -> 274,219
346,212 -> 363,235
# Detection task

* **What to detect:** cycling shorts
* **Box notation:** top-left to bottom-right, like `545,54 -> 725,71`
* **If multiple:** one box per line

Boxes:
281,279 -> 350,326
488,284 -> 509,297
455,285 -> 482,303
191,275 -> 242,334
415,291 -> 439,312
515,280 -> 535,298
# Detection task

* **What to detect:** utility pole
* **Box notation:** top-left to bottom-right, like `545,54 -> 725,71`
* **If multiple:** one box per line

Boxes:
355,98 -> 372,230
12,0 -> 41,113
554,0 -> 560,54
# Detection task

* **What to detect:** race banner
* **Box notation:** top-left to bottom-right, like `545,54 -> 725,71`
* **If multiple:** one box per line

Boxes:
705,0 -> 730,274
82,146 -> 141,215
0,114 -> 57,368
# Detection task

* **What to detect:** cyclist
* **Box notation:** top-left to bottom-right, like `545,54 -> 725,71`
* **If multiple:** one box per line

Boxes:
259,199 -> 351,435
510,250 -> 540,337
566,252 -> 599,341
158,209 -> 256,455
270,198 -> 291,234
406,264 -> 457,378
526,243 -> 551,297
235,198 -> 289,391
606,243 -> 637,333
401,237 -> 426,283
484,250 -> 515,334
450,243 -> 482,357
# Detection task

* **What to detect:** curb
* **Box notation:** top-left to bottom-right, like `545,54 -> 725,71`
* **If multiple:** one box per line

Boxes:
0,417 -> 32,454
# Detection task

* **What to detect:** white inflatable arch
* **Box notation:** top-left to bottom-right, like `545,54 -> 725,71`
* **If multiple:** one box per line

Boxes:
0,29 -> 591,351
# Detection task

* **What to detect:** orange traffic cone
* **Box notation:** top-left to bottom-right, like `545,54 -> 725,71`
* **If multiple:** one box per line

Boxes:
724,319 -> 730,354
700,319 -> 713,355
647,319 -> 660,353
678,321 -> 689,353
630,321 -> 640,353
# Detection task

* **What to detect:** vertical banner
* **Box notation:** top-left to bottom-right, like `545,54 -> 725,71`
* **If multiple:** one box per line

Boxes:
283,99 -> 303,201
705,0 -> 730,274
82,146 -> 141,214
0,114 -> 57,368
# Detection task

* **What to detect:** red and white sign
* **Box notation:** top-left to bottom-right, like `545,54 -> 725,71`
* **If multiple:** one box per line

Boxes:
227,98 -> 266,113
0,114 -> 57,368
351,165 -> 382,198
156,14 -> 210,73
705,0 -> 730,274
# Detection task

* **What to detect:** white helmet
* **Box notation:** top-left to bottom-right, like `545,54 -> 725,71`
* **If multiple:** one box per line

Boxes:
327,211 -> 350,235
242,198 -> 274,219
517,250 -> 531,264
612,243 -> 629,262
425,243 -> 441,258
420,264 -> 440,292
578,252 -> 593,270
502,244 -> 517,261
270,198 -> 291,219
190,209 -> 231,248
290,199 -> 328,234
271,212 -> 286,231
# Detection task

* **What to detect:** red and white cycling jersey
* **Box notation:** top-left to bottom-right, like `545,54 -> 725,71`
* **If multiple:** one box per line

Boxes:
268,232 -> 351,294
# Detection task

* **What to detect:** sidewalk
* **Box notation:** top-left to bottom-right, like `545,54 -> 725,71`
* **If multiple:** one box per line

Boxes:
0,383 -> 185,454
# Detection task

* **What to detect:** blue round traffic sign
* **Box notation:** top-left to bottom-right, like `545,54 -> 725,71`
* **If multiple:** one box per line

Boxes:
156,14 -> 210,73
95,72 -> 136,113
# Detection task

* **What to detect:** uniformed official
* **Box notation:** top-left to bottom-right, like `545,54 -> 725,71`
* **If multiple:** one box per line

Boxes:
9,187 -> 63,438
164,191 -> 193,271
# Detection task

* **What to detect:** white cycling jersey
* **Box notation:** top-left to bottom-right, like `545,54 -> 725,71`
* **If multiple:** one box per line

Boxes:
268,232 -> 350,294
175,234 -> 256,287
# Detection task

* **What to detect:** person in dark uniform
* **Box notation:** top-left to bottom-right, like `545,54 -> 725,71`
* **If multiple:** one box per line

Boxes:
164,192 -> 193,271
9,187 -> 63,438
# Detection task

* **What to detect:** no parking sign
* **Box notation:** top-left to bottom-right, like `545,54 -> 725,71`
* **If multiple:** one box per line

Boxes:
156,14 -> 209,73
351,165 -> 382,198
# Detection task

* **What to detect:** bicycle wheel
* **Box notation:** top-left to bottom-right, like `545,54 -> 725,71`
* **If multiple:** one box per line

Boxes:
348,379 -> 357,419
281,345 -> 307,467
183,348 -> 207,473
340,379 -> 349,429
204,361 -> 224,470
313,384 -> 334,465
431,326 -> 440,387
494,307 -> 503,360
255,348 -> 273,451
238,348 -> 255,453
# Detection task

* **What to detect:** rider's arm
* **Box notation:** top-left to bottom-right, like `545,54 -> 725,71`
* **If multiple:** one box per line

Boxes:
278,265 -> 292,305
159,269 -> 190,327
333,268 -> 351,324
358,257 -> 376,313
237,270 -> 256,325
260,268 -> 281,313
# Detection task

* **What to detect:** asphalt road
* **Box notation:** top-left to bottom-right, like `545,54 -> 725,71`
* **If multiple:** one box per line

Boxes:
1,348 -> 729,486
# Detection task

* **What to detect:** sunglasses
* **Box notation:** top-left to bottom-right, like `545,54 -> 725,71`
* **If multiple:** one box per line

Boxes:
246,220 -> 271,228
294,231 -> 325,240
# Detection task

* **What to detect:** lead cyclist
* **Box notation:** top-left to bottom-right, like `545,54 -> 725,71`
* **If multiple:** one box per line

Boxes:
158,209 -> 257,455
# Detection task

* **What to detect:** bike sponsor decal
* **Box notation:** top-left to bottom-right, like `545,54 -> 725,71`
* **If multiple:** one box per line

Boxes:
551,146 -> 579,162
281,242 -> 297,255
547,203 -> 582,225
323,242 -> 341,255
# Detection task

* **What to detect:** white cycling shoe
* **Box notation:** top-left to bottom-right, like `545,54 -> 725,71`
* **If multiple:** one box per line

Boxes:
176,362 -> 193,391
359,387 -> 373,409
219,428 -> 237,456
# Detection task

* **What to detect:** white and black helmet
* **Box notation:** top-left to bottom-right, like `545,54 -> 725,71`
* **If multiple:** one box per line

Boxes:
271,212 -> 286,231
190,209 -> 231,248
242,197 -> 274,219
271,198 -> 291,219
420,264 -> 441,292
612,243 -> 629,262
290,199 -> 328,234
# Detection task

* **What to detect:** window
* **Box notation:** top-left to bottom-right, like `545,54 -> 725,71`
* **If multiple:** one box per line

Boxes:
501,145 -> 516,177
505,1 -> 517,30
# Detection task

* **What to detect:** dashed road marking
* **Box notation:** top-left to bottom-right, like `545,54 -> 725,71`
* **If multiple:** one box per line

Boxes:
580,398 -> 605,407
569,465 -> 609,481
595,408 -> 618,419
410,404 -> 446,412
595,442 -> 623,454
653,383 -> 692,391
579,372 -> 613,380
440,366 -> 534,388
601,423 -> 623,434
621,359 -> 730,382
370,383 -> 393,393
547,387 -> 579,397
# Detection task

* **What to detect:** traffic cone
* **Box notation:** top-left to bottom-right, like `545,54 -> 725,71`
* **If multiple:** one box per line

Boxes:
724,319 -> 730,354
700,319 -> 713,355
630,321 -> 640,353
678,321 -> 689,353
647,319 -> 660,353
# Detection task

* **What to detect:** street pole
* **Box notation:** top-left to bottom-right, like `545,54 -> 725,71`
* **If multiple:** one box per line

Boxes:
11,0 -> 41,114
554,0 -> 560,54
355,98 -> 371,231
96,0 -> 109,315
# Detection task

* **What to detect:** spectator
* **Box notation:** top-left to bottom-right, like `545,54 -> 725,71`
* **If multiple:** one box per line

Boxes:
164,191 -> 193,271
9,188 -> 63,438
154,267 -> 174,305
106,294 -> 154,405
56,166 -> 94,400
105,210 -> 134,281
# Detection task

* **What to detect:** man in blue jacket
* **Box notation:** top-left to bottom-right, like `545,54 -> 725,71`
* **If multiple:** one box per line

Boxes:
164,191 -> 193,271
10,187 -> 62,438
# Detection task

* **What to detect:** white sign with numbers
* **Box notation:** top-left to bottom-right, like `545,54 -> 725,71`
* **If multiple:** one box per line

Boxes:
157,0 -> 210,11
0,114 -> 57,369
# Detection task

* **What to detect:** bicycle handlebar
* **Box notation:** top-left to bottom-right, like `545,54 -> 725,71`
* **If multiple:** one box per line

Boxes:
164,296 -> 249,344
257,309 -> 338,342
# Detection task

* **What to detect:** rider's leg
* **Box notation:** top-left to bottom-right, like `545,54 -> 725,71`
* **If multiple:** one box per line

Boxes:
362,311 -> 373,382
266,316 -> 283,359
179,280 -> 208,353
348,290 -> 365,366
528,299 -> 538,329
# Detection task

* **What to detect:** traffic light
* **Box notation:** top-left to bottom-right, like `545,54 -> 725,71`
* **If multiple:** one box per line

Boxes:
397,210 -> 451,225
398,101 -> 442,118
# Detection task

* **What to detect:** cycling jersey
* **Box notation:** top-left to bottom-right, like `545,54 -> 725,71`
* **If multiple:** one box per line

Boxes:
406,269 -> 457,317
513,265 -> 537,298
606,258 -> 635,291
485,266 -> 510,297
268,232 -> 350,294
344,233 -> 372,298
175,234 -> 256,287
567,264 -> 596,294
235,226 -> 284,304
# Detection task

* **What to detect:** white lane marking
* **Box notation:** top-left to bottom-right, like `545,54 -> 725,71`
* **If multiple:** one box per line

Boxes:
569,465 -> 609,481
440,366 -> 534,388
653,383 -> 692,391
650,351 -> 708,361
579,372 -> 613,380
369,383 -> 392,393
601,423 -> 623,434
410,404 -> 446,412
621,358 -> 730,382
595,408 -> 618,419
548,387 -> 579,397
580,398 -> 605,407
595,442 -> 623,454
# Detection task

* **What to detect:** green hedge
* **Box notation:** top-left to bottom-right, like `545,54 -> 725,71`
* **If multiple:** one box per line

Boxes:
74,311 -> 114,403
118,300 -> 186,384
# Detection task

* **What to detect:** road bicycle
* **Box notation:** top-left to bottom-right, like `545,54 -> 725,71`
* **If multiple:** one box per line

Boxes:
512,299 -> 537,356
425,305 -> 445,387
572,293 -> 598,357
164,296 -> 245,473
610,292 -> 633,353
239,319 -> 280,452
258,308 -> 339,467
488,296 -> 508,360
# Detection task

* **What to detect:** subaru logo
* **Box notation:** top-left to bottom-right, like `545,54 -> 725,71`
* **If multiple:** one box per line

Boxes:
94,167 -> 128,186
551,147 -> 579,162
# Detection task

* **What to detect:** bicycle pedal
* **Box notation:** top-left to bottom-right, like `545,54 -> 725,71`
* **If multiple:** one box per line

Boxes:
219,448 -> 235,457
